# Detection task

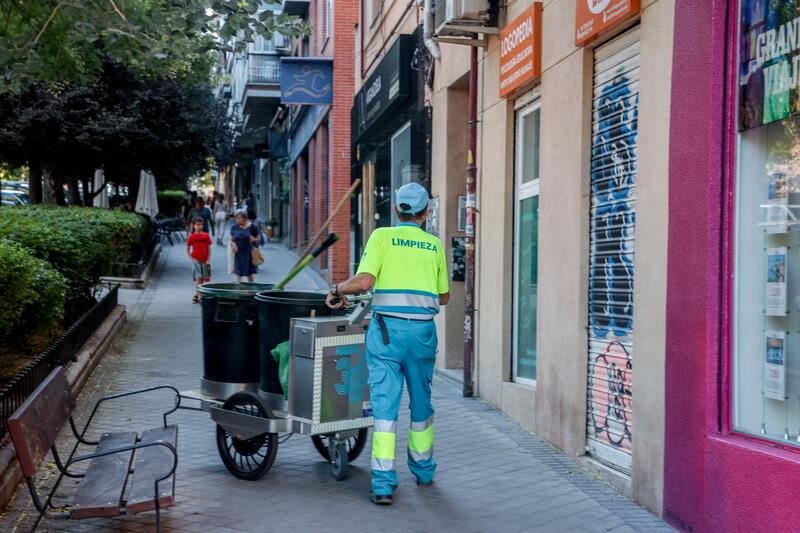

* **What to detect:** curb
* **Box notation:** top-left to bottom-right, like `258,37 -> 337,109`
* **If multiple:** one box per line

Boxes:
0,304 -> 127,513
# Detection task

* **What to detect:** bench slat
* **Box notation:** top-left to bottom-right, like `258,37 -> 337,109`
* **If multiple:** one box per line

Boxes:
71,432 -> 137,519
125,425 -> 178,515
8,368 -> 75,477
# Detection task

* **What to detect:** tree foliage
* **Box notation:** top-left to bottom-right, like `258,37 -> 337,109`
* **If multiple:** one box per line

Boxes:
0,60 -> 236,193
0,0 -> 309,93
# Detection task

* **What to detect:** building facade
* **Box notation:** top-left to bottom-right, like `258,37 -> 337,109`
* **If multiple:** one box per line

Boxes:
664,0 -> 800,530
420,0 -> 672,514
217,16 -> 288,221
272,0 -> 357,281
347,0 -> 800,526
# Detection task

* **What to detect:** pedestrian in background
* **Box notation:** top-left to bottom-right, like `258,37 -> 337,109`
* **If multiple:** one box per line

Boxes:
214,193 -> 230,246
188,197 -> 212,234
187,217 -> 212,303
245,191 -> 257,214
230,210 -> 260,282
180,192 -> 192,221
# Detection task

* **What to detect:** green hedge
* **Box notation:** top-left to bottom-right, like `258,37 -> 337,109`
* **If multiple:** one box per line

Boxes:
157,190 -> 186,217
0,206 -> 148,315
0,238 -> 65,348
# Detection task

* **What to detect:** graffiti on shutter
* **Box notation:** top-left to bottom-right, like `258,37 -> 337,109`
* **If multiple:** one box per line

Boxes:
586,29 -> 639,473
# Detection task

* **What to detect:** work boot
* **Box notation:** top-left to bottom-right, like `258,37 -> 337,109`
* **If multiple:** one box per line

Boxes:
369,491 -> 393,505
416,479 -> 433,487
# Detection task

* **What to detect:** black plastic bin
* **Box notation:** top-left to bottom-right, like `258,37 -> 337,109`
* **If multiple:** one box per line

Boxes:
198,282 -> 275,399
255,290 -> 332,403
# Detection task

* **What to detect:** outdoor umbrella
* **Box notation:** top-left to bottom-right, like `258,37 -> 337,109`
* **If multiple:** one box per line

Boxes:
135,170 -> 159,218
92,169 -> 109,208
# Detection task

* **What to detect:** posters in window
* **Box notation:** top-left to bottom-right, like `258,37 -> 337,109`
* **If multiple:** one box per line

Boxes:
766,170 -> 788,234
766,247 -> 787,315
765,330 -> 786,401
452,237 -> 466,282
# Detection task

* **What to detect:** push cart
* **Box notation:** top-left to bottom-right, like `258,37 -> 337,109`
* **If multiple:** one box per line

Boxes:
180,294 -> 374,481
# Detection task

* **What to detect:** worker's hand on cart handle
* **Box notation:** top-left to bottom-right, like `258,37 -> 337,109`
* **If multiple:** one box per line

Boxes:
326,292 -> 349,309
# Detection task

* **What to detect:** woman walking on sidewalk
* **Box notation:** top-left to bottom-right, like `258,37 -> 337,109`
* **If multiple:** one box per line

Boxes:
230,210 -> 260,282
214,193 -> 229,246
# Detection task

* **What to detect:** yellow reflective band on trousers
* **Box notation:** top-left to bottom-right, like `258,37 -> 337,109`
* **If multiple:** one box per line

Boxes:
407,424 -> 434,459
371,430 -> 396,466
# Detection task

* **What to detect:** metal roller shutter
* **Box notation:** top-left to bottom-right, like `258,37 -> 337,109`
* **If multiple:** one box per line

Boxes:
585,28 -> 640,474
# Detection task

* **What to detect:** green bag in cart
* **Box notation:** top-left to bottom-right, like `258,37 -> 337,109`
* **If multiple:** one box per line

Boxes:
271,340 -> 291,399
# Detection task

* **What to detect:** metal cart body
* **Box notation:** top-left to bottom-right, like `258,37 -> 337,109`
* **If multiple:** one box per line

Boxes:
180,300 -> 374,481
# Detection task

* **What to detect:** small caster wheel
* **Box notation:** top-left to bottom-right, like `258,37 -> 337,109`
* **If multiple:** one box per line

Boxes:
331,442 -> 349,481
312,428 -> 368,462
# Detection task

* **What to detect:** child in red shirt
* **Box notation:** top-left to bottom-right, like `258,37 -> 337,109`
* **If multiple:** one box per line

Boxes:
187,218 -> 212,303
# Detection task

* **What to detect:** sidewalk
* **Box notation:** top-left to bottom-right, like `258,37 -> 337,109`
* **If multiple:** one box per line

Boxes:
0,239 -> 672,532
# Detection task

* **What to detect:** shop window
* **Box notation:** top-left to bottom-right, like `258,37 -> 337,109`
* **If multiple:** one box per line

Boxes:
513,101 -> 540,384
735,0 -> 800,446
390,122 -> 413,225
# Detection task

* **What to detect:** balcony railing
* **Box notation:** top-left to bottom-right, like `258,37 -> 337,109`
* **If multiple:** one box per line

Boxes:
248,54 -> 281,85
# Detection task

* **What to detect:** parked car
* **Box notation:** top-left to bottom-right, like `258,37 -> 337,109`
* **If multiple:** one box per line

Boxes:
1,181 -> 29,192
1,190 -> 29,205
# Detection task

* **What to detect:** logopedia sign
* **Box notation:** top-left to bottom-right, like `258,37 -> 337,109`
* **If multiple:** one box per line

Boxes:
499,3 -> 542,98
575,0 -> 639,46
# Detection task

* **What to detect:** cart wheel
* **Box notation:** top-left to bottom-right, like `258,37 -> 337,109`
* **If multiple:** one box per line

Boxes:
311,427 -> 369,462
331,443 -> 349,481
216,392 -> 278,480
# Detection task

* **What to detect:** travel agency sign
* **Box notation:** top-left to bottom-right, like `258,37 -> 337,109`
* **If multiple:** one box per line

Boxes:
499,3 -> 542,98
575,0 -> 640,46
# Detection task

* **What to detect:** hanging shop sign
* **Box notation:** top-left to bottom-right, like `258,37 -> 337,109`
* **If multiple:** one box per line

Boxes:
575,0 -> 640,47
352,35 -> 412,142
499,3 -> 542,98
739,3 -> 800,130
280,57 -> 333,105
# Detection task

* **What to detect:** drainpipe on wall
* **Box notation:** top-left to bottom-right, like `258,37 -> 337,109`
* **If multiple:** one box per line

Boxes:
423,0 -> 441,59
462,43 -> 478,397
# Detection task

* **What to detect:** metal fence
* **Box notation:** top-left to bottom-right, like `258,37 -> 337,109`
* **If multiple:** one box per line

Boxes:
0,284 -> 120,440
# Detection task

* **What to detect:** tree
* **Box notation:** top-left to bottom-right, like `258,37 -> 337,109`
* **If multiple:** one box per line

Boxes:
0,60 -> 238,204
0,1 -> 309,93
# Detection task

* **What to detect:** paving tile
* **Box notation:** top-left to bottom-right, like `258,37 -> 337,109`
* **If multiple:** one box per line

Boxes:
0,242 -> 672,533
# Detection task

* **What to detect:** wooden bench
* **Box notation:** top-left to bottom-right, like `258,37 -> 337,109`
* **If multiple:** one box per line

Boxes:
8,367 -> 180,532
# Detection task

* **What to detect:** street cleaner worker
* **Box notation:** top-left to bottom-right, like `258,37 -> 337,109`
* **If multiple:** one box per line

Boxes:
326,182 -> 449,506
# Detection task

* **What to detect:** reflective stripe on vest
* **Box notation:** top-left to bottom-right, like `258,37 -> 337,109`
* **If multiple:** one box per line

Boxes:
371,289 -> 439,319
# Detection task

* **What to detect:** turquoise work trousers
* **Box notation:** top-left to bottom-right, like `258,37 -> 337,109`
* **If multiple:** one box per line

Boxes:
366,314 -> 437,496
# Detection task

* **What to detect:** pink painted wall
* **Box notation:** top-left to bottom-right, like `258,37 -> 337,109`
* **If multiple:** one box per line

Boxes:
665,1 -> 800,531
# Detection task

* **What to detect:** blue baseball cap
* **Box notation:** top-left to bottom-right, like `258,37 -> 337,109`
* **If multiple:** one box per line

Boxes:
395,182 -> 429,214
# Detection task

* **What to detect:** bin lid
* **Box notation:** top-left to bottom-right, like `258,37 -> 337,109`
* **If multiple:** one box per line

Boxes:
255,290 -> 328,305
198,282 -> 275,300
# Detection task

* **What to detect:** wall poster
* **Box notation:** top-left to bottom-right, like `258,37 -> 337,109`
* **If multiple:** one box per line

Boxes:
451,237 -> 466,282
765,330 -> 786,401
766,246 -> 788,316
767,169 -> 789,234
739,1 -> 800,131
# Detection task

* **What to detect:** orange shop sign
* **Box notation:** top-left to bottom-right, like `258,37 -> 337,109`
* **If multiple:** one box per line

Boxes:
575,0 -> 640,46
499,3 -> 542,98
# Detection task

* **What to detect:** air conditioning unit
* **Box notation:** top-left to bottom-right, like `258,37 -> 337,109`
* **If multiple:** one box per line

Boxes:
434,0 -> 497,38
